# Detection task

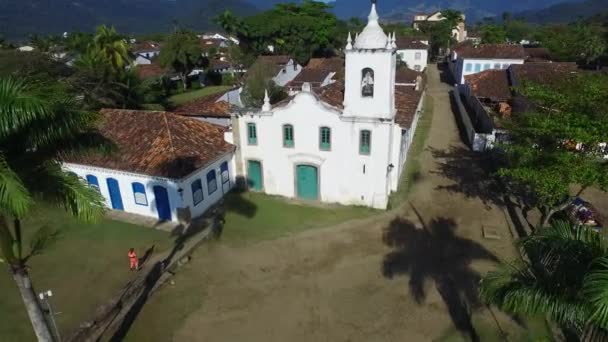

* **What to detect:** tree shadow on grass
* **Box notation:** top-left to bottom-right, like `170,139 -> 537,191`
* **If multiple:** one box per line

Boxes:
382,214 -> 499,342
429,146 -> 504,210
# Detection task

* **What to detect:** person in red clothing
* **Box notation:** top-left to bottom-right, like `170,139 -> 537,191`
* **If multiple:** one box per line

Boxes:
128,248 -> 139,271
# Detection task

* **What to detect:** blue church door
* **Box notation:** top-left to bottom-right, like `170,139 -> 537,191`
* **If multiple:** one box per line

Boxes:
106,178 -> 124,210
153,186 -> 172,221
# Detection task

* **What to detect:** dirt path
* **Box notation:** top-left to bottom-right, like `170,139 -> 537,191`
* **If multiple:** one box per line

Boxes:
131,65 -> 523,342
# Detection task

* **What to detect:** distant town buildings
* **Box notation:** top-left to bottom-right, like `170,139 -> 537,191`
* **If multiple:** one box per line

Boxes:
412,11 -> 467,42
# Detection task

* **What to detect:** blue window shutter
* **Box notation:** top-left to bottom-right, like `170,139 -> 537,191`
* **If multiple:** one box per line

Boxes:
220,162 -> 230,184
191,179 -> 203,205
207,170 -> 218,195
86,175 -> 100,190
132,182 -> 148,206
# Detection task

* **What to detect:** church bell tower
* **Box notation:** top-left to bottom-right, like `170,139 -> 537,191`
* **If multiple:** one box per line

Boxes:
343,0 -> 397,119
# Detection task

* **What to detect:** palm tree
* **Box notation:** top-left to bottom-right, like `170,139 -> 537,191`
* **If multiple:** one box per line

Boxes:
480,221 -> 608,336
0,77 -> 106,340
93,25 -> 131,74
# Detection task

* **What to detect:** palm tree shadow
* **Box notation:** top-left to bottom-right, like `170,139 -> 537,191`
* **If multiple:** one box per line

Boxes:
382,216 -> 499,342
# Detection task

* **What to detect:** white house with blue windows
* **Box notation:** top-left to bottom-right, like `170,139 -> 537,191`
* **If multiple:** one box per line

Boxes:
232,2 -> 425,209
64,109 -> 236,223
449,43 -> 526,84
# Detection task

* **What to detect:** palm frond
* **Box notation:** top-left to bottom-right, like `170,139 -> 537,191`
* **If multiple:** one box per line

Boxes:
584,258 -> 608,328
0,77 -> 51,138
0,154 -> 31,218
30,162 -> 106,223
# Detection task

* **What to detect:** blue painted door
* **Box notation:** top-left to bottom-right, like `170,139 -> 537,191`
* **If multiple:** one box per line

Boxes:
153,186 -> 172,221
106,178 -> 124,210
296,165 -> 318,200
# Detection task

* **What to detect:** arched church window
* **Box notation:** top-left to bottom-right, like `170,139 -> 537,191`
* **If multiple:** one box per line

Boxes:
361,68 -> 374,97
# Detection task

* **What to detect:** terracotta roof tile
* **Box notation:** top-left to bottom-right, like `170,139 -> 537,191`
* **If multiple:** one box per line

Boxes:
286,58 -> 343,89
396,68 -> 424,84
317,81 -> 344,108
135,63 -> 168,79
524,47 -> 552,62
395,87 -> 423,128
464,70 -> 511,101
65,109 -> 234,179
454,43 -> 526,59
510,62 -> 581,86
173,91 -> 235,118
395,37 -> 429,50
132,41 -> 161,53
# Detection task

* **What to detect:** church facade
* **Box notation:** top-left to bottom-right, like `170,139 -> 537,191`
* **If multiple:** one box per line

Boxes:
232,2 -> 425,209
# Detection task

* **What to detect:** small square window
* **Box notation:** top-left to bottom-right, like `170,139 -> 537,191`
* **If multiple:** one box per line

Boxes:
465,63 -> 473,72
474,64 -> 481,72
415,52 -> 421,60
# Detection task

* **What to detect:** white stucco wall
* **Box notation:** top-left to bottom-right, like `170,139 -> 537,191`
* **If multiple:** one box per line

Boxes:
64,164 -> 184,222
343,49 -> 396,119
453,57 -> 525,84
236,91 -> 397,209
219,88 -> 244,107
64,152 -> 235,223
134,56 -> 152,66
397,49 -> 428,72
272,59 -> 303,87
178,153 -> 236,218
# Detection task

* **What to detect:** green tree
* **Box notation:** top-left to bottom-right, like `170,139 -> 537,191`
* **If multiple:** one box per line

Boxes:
241,60 -> 286,108
480,24 -> 507,44
159,30 -> 202,90
419,20 -> 455,58
213,10 -> 241,37
481,221 -> 608,336
0,77 -> 106,341
222,1 -> 339,65
92,25 -> 131,74
497,74 -> 608,227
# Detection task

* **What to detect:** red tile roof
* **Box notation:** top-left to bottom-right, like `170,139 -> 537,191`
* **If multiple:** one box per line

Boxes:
510,62 -> 581,86
454,43 -> 526,59
395,87 -> 423,128
524,47 -> 552,62
173,91 -> 233,118
288,57 -> 343,88
317,81 -> 344,108
131,41 -> 161,53
464,70 -> 511,101
395,37 -> 429,50
135,63 -> 167,79
65,109 -> 234,179
396,68 -> 424,84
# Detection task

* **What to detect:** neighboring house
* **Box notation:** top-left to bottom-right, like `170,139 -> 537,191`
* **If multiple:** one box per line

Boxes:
218,88 -> 245,108
286,57 -> 343,94
449,42 -> 526,84
63,109 -> 236,223
173,91 -> 236,127
131,41 -> 161,61
460,62 -> 582,151
202,33 -> 239,45
413,11 -> 467,42
135,63 -> 168,80
200,38 -> 229,54
249,55 -> 303,87
231,3 -> 425,209
209,59 -> 235,74
395,68 -> 424,87
395,36 -> 429,72
524,47 -> 553,63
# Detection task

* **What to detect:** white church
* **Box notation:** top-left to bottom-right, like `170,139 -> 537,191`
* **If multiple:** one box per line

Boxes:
63,1 -> 425,223
231,1 -> 425,209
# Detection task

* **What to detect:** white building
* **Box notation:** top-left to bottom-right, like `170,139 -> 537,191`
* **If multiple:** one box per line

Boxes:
449,43 -> 526,84
395,37 -> 429,72
232,3 -> 425,209
131,41 -> 161,66
64,109 -> 236,223
413,11 -> 467,42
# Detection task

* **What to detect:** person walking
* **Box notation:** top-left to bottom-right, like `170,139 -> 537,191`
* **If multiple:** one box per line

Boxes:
128,248 -> 139,271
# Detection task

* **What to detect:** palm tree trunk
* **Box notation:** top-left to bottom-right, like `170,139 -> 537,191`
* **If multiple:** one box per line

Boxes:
11,264 -> 55,341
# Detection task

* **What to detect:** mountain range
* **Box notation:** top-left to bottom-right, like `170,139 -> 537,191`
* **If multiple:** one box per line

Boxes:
1,0 -> 605,40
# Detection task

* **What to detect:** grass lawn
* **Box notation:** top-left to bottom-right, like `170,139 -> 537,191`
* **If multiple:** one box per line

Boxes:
220,191 -> 379,245
0,206 -> 173,341
169,86 -> 232,106
389,95 -> 435,208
